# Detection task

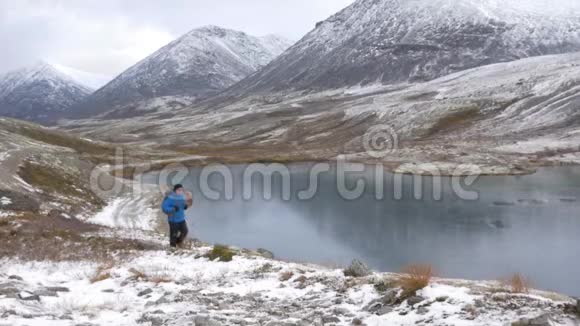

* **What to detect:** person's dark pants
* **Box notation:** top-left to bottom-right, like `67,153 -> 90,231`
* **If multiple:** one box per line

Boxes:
169,221 -> 188,248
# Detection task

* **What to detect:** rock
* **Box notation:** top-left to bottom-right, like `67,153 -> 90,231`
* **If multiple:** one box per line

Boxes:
510,313 -> 553,326
381,290 -> 398,305
364,301 -> 382,313
46,286 -> 69,293
377,306 -> 393,316
351,318 -> 363,325
576,297 -> 580,314
322,316 -> 340,323
18,291 -> 40,301
194,315 -> 223,326
436,296 -> 449,302
417,307 -> 429,315
406,296 -> 426,306
257,248 -> 275,259
364,289 -> 398,312
138,288 -> 153,297
8,275 -> 23,281
333,307 -> 350,316
137,314 -> 165,326
33,289 -> 58,297
0,285 -> 19,296
102,289 -> 115,293
490,220 -> 507,229
343,259 -> 371,277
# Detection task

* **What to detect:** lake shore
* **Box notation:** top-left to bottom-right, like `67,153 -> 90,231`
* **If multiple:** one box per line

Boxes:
2,186 -> 579,325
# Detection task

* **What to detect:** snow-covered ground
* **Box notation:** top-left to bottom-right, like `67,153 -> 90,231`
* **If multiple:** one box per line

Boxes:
0,242 -> 578,326
1,190 -> 579,325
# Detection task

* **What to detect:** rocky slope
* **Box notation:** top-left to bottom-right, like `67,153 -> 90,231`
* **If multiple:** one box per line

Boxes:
72,26 -> 292,119
222,0 -> 580,96
0,62 -> 93,125
62,51 -> 580,175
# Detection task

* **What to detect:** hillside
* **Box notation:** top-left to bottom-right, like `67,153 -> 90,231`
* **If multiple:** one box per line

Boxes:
0,62 -> 92,124
221,0 -> 580,95
72,26 -> 292,119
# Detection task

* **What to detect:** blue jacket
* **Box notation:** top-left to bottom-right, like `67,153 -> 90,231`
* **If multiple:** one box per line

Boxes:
162,192 -> 188,223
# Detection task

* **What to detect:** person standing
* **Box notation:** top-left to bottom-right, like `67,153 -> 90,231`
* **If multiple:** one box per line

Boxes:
161,184 -> 193,249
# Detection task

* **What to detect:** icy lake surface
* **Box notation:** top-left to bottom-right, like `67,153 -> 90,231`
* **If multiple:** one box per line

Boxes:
147,165 -> 580,295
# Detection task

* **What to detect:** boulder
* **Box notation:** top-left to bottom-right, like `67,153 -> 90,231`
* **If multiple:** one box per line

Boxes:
45,286 -> 70,293
407,296 -> 426,306
138,288 -> 153,297
193,316 -> 223,326
33,289 -> 58,297
257,248 -> 275,259
18,291 -> 40,301
343,259 -> 371,277
8,275 -> 23,281
377,306 -> 393,315
0,283 -> 19,296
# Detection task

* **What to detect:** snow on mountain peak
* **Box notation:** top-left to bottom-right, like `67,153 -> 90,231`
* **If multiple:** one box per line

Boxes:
225,0 -> 580,93
0,61 -> 93,124
72,25 -> 293,118
50,63 -> 112,90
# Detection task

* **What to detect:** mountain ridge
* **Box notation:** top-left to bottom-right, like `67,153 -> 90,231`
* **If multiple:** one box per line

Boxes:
71,25 -> 293,119
0,61 -> 92,124
220,0 -> 580,96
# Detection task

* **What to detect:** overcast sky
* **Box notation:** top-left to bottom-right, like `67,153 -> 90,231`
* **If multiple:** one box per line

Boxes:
0,0 -> 355,76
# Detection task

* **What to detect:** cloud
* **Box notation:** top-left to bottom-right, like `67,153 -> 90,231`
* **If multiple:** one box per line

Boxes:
0,0 -> 355,76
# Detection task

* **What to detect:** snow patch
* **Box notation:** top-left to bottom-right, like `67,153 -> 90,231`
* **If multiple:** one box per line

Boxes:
0,196 -> 11,206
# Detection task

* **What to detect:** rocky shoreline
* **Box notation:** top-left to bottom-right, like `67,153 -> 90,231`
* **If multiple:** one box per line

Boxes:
1,195 -> 580,325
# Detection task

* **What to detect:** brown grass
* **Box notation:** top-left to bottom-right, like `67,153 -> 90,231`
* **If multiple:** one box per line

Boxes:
502,273 -> 531,294
397,264 -> 433,296
279,271 -> 294,282
18,161 -> 105,209
148,275 -> 172,284
128,268 -> 172,284
0,213 -> 161,262
91,262 -> 115,283
128,268 -> 147,280
425,106 -> 481,137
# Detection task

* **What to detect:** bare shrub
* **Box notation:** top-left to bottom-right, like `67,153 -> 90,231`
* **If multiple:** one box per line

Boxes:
397,264 -> 433,296
279,271 -> 294,282
502,273 -> 531,294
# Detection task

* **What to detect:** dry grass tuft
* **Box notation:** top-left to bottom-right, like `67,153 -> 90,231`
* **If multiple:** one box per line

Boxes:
90,262 -> 115,283
128,268 -> 147,280
397,264 -> 433,296
502,273 -> 531,294
148,275 -> 172,284
279,271 -> 294,282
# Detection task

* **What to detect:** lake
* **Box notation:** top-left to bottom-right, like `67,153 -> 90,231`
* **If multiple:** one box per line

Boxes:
146,163 -> 580,295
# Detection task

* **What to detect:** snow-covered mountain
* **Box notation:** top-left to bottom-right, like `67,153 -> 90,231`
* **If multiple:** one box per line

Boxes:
50,63 -> 111,90
72,26 -> 293,118
224,0 -> 580,94
0,62 -> 92,124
